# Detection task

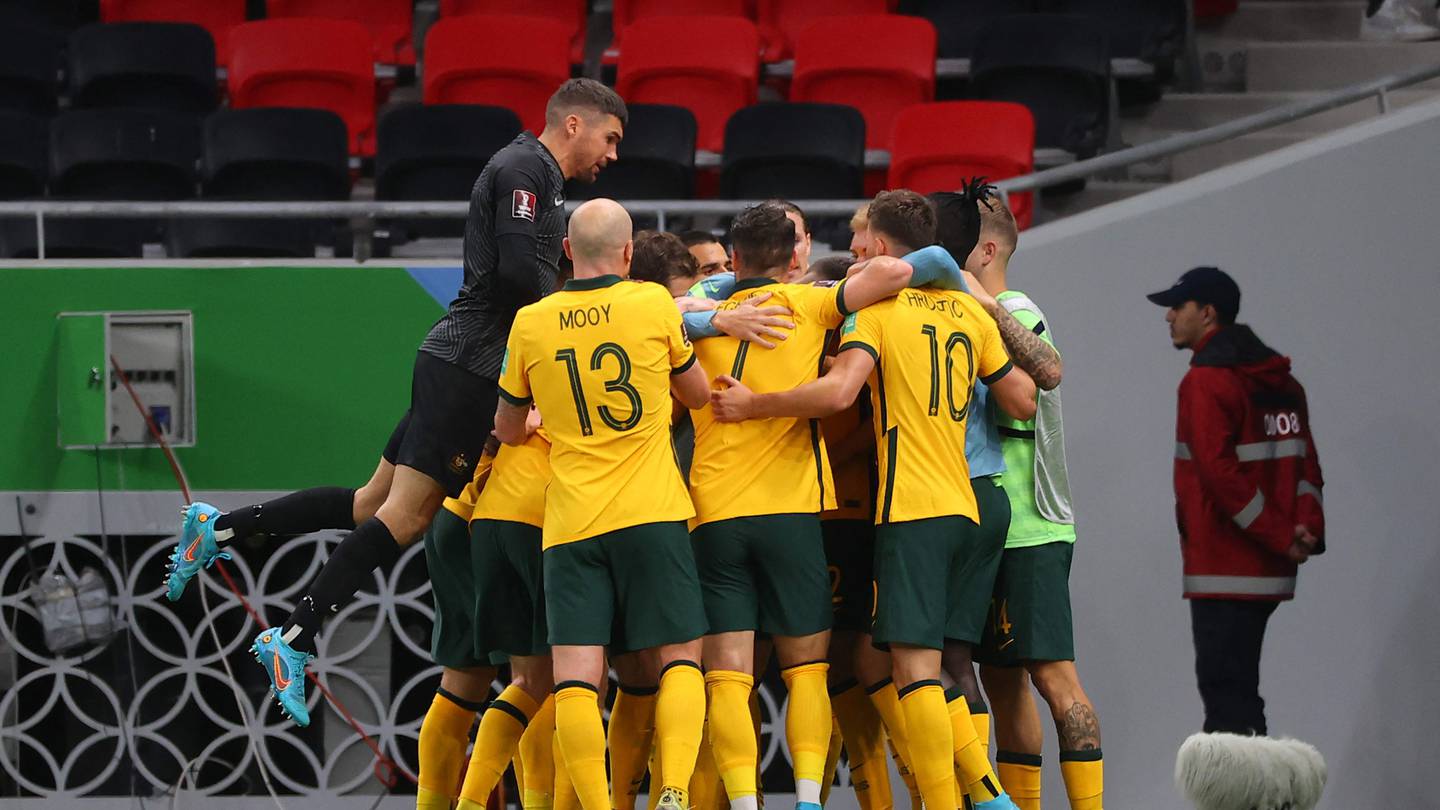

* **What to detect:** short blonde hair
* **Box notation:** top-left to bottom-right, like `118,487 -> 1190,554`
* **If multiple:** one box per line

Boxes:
979,195 -> 1018,257
849,203 -> 870,233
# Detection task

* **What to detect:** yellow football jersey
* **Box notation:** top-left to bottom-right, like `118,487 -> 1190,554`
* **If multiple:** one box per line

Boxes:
840,288 -> 1013,525
498,275 -> 697,548
819,400 -> 874,522
689,277 -> 848,525
472,428 -> 552,529
440,450 -> 495,522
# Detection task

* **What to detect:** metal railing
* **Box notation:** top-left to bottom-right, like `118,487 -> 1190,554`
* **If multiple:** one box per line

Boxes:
3,62 -> 1438,260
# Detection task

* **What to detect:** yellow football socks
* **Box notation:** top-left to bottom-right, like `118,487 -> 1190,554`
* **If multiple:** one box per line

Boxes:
417,690 -> 480,810
779,662 -> 831,805
897,682 -> 957,810
867,679 -> 921,808
943,686 -> 1003,804
555,683 -> 611,810
706,670 -> 759,810
459,685 -> 541,806
608,684 -> 658,810
832,680 -> 892,810
968,702 -> 991,762
1060,750 -> 1104,810
996,752 -> 1042,810
689,722 -> 725,810
820,715 -> 842,806
554,732 -> 580,810
520,697 -> 558,810
656,661 -> 707,794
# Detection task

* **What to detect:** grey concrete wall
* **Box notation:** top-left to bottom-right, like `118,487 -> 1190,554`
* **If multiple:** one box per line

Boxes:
1000,97 -> 1440,808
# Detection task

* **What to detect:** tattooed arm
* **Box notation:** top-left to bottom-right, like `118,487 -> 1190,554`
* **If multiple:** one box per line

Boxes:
962,271 -> 1063,391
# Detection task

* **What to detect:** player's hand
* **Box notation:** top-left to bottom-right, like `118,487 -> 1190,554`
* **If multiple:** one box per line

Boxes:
525,407 -> 543,438
962,271 -> 999,309
1287,524 -> 1319,564
675,295 -> 717,314
710,374 -> 756,422
713,292 -> 794,349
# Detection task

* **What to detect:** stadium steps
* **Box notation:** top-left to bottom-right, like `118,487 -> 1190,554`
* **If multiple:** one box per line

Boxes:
1106,0 -> 1440,185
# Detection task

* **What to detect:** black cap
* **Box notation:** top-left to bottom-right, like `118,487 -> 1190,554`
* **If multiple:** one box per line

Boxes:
1146,266 -> 1240,323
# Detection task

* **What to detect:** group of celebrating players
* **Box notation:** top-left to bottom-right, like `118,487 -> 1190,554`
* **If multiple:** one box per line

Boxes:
163,79 -> 1102,810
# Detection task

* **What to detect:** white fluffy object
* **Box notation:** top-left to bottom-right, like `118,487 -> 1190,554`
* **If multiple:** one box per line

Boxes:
1175,732 -> 1327,810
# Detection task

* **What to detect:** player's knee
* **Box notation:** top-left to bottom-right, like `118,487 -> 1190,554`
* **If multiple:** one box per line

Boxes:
1027,660 -> 1084,708
352,483 -> 384,524
376,501 -> 439,545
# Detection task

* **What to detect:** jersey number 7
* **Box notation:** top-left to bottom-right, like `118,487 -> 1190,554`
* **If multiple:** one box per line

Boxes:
555,343 -> 643,436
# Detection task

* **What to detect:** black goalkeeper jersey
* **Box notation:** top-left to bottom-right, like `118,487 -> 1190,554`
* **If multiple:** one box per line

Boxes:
420,132 -> 567,380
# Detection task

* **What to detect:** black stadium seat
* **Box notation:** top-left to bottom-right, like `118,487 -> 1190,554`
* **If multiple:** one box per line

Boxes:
971,14 -> 1110,159
0,18 -> 64,114
567,104 -> 696,201
44,107 -> 200,257
167,107 -> 351,258
68,22 -> 218,113
899,0 -> 1034,60
0,111 -> 48,198
720,103 -> 865,200
51,107 -> 200,199
1041,0 -> 1183,72
376,104 -> 522,240
201,108 -> 350,199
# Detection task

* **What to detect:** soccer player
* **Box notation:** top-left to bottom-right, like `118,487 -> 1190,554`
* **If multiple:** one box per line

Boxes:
493,198 -> 711,810
706,212 -> 1040,810
849,204 -> 871,260
685,202 -> 916,810
416,444 -> 499,810
964,194 -> 1104,810
166,79 -> 627,726
632,230 -> 703,295
680,230 -> 732,278
453,425 -> 556,810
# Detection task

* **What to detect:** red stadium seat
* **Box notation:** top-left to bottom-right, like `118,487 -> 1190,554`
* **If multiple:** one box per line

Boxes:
228,18 -> 377,156
756,0 -> 889,61
616,16 -> 759,152
423,15 -> 571,135
439,0 -> 588,64
99,0 -> 245,67
888,101 -> 1036,229
608,0 -> 752,61
791,15 -> 934,149
1194,0 -> 1238,18
266,0 -> 415,66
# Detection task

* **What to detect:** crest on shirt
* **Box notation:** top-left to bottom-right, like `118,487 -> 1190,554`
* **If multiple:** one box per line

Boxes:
512,189 -> 537,221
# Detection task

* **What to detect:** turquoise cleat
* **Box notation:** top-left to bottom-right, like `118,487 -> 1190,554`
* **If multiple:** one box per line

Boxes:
165,502 -> 231,602
796,802 -> 822,810
252,627 -> 314,727
974,794 -> 1020,810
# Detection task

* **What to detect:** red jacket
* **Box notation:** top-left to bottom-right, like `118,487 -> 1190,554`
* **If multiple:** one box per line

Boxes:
1173,325 -> 1325,601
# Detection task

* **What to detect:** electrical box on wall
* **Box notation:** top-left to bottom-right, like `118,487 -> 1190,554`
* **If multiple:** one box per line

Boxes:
56,311 -> 196,449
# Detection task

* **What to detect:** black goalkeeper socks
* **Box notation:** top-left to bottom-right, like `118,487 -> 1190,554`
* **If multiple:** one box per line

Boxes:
281,517 -> 401,652
214,487 -> 356,545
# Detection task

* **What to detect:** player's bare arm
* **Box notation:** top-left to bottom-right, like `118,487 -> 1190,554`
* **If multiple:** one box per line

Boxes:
987,363 -> 1039,422
671,357 -> 713,410
962,270 -> 1062,390
838,255 -> 915,313
493,398 -> 531,446
710,348 -> 874,422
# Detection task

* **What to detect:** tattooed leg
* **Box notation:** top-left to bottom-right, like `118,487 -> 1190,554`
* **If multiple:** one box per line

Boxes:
1026,660 -> 1101,751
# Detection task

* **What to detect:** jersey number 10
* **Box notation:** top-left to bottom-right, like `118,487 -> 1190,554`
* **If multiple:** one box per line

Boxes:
555,343 -> 642,436
921,324 -> 974,422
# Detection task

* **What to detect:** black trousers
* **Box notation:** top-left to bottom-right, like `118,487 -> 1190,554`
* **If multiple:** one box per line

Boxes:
1190,598 -> 1279,735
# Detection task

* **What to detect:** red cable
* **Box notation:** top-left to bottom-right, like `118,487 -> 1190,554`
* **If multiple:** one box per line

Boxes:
109,355 -> 415,788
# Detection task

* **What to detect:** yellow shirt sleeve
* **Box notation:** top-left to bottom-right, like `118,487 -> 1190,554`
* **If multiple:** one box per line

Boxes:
497,312 -> 532,404
973,308 -> 1014,385
666,293 -> 698,373
795,280 -> 849,329
837,304 -> 883,359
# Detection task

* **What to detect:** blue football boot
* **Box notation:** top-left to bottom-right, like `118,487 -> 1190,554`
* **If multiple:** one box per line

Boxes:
165,502 -> 231,601
252,627 -> 314,727
974,794 -> 1020,810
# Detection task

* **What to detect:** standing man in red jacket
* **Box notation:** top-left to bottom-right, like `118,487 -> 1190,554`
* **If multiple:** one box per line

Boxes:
1148,267 -> 1325,736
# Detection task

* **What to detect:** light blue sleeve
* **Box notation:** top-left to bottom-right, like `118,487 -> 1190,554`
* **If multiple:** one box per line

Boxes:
682,272 -> 739,339
901,245 -> 967,292
683,310 -> 721,339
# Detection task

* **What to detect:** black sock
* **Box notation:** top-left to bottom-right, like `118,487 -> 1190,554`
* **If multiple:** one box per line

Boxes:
281,517 -> 401,652
214,487 -> 356,544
